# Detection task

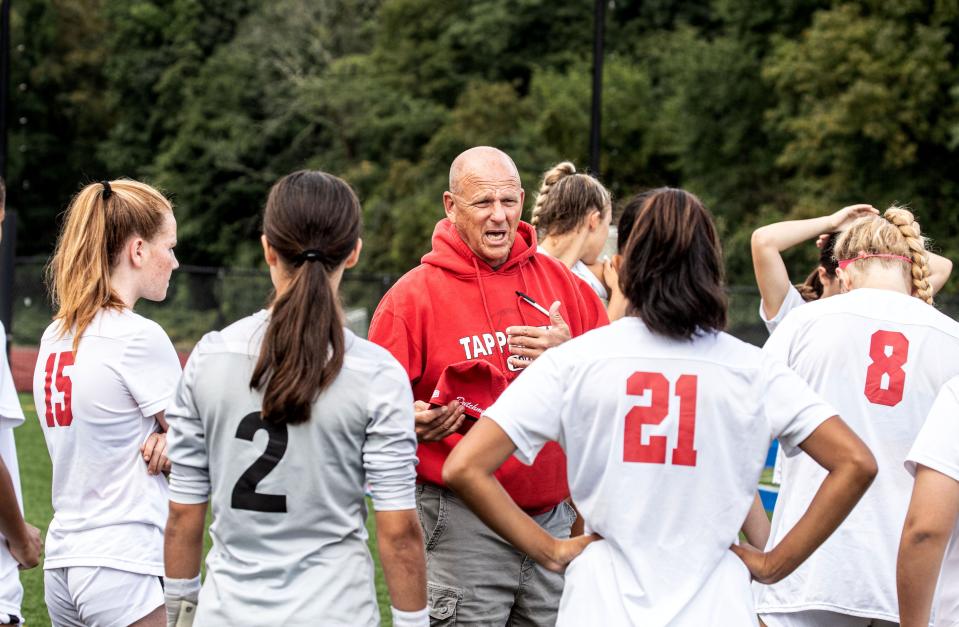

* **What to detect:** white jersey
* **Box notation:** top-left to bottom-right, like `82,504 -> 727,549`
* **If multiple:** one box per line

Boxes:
760,283 -> 806,334
906,376 -> 959,627
166,311 -> 417,626
0,323 -> 24,618
484,317 -> 836,626
756,288 -> 959,622
571,260 -> 608,302
32,309 -> 181,575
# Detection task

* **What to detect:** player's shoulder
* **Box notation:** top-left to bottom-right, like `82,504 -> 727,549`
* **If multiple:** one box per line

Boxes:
193,310 -> 269,358
343,331 -> 407,378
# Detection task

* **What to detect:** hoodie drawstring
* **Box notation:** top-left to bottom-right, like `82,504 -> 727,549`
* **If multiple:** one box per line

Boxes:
472,258 -> 511,374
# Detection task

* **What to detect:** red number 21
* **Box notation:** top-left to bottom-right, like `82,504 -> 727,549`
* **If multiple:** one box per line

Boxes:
43,351 -> 74,428
623,372 -> 698,466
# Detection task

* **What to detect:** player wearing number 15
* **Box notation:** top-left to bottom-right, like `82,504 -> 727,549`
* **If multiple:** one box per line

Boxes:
163,171 -> 428,627
32,180 -> 182,627
755,207 -> 959,627
444,188 -> 877,625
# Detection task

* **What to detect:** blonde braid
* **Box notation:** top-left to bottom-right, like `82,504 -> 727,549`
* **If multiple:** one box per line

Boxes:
531,161 -> 576,228
884,206 -> 933,305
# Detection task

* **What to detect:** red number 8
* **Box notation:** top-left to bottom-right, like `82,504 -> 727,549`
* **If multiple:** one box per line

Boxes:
864,330 -> 909,407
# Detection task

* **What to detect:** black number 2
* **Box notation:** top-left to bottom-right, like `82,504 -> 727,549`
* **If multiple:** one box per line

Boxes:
231,412 -> 289,513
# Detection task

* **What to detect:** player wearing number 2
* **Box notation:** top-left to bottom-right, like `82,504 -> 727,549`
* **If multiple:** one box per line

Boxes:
33,180 -> 182,626
754,206 -> 959,627
443,188 -> 877,625
163,171 -> 427,626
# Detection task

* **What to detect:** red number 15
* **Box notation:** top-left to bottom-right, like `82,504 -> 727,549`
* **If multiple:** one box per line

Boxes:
623,372 -> 698,467
43,351 -> 74,428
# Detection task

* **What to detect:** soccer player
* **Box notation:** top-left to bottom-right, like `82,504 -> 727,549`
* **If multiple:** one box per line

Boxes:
163,171 -> 427,626
531,161 -> 613,303
897,376 -> 959,627
750,204 -> 952,335
33,180 -> 182,626
0,183 -> 42,625
754,206 -> 959,626
443,187 -> 877,625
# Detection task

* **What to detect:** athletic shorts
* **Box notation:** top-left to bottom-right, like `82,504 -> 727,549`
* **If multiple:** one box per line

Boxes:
761,610 -> 898,627
45,566 -> 163,627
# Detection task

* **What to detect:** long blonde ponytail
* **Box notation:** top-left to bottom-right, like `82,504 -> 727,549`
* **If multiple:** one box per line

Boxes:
47,180 -> 173,354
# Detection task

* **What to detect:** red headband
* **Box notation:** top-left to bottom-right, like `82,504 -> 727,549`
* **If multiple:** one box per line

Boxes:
837,253 -> 912,270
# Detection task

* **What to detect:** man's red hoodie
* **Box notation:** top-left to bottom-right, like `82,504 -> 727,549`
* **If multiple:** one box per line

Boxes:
368,218 -> 608,513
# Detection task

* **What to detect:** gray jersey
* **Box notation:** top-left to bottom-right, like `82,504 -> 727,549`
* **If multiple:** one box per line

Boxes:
166,310 -> 417,626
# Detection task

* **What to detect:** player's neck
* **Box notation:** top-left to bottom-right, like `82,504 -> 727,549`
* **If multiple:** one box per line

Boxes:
540,230 -> 588,269
850,273 -> 911,296
108,268 -> 139,309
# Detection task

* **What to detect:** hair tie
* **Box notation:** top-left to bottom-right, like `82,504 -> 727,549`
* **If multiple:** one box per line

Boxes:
294,249 -> 329,266
837,252 -> 912,270
100,180 -> 112,200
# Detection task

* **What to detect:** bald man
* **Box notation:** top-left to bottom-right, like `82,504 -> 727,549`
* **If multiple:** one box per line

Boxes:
369,147 -> 608,625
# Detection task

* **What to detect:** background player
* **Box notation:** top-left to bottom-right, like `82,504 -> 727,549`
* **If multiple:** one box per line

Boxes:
443,187 -> 877,625
0,180 -> 42,625
34,180 -> 182,626
162,170 -> 427,626
750,204 -> 952,335
531,161 -> 613,304
754,207 -> 959,626
897,375 -> 959,627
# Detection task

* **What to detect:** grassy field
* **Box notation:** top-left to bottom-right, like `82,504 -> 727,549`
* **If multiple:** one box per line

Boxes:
14,393 -> 393,626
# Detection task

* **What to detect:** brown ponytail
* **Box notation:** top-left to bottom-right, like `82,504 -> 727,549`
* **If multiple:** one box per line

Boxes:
47,179 -> 172,355
531,161 -> 610,237
250,170 -> 361,425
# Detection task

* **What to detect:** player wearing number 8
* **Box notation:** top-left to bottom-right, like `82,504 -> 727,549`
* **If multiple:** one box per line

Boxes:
754,206 -> 959,627
443,188 -> 877,625
162,171 -> 428,626
32,180 -> 182,626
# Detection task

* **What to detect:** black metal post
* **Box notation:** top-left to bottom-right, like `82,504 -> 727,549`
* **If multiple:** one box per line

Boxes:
589,0 -> 606,176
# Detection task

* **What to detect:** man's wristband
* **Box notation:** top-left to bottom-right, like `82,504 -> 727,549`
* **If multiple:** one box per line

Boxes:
391,606 -> 429,627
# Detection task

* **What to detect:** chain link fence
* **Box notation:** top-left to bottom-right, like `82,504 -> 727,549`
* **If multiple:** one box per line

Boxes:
9,257 -> 959,351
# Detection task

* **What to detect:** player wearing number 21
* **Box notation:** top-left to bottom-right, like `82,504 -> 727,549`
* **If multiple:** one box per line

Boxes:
163,171 -> 427,627
753,207 -> 959,627
444,188 -> 877,625
32,180 -> 182,626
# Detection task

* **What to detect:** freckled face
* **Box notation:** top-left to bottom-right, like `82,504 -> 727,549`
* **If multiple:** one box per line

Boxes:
446,165 -> 524,268
140,212 -> 179,302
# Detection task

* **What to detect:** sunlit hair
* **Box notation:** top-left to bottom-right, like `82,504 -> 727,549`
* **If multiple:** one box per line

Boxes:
250,170 -> 361,425
47,180 -> 172,354
620,187 -> 727,339
530,161 -> 611,237
833,205 -> 932,305
796,232 -> 839,302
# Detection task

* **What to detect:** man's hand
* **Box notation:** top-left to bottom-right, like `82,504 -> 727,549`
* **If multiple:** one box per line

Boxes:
413,400 -> 466,442
8,522 -> 41,569
506,301 -> 571,370
141,432 -> 171,475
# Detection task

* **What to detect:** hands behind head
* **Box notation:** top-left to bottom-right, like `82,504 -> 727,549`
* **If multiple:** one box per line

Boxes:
828,204 -> 878,233
505,301 -> 571,370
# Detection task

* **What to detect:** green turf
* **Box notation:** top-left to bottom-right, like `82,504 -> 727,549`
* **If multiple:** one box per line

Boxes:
15,393 -> 393,626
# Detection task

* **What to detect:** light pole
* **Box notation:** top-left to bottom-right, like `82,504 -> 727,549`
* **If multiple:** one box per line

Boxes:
589,0 -> 606,176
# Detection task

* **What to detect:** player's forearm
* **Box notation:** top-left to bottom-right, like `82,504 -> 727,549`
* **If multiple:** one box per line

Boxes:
927,251 -> 953,295
445,467 -> 560,570
0,457 -> 28,545
896,529 -> 947,627
751,216 -> 834,254
764,457 -> 875,582
375,511 -> 427,611
164,501 -> 207,579
606,290 -> 628,322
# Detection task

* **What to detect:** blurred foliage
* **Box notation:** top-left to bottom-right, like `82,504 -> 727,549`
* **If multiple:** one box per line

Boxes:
8,0 -> 959,289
